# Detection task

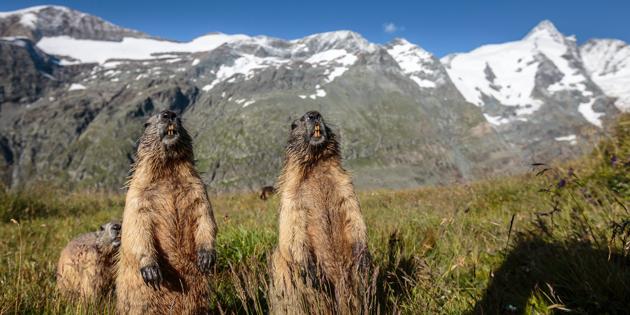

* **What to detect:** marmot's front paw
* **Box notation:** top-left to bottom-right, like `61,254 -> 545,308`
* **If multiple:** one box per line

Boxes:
299,258 -> 320,288
197,249 -> 216,273
140,264 -> 162,290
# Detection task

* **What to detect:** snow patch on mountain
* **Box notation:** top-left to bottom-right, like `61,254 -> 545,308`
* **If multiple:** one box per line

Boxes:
410,76 -> 436,88
103,60 -> 125,68
581,39 -> 630,112
234,98 -> 255,107
68,83 -> 86,91
578,99 -> 604,127
299,86 -> 327,99
324,67 -> 348,83
483,114 -> 510,126
554,134 -> 577,145
36,33 -> 250,64
442,20 -> 593,118
306,49 -> 357,82
242,99 -> 255,107
387,39 -> 439,89
311,50 -> 354,63
443,40 -> 542,110
387,39 -> 433,73
311,88 -> 326,98
205,54 -> 289,90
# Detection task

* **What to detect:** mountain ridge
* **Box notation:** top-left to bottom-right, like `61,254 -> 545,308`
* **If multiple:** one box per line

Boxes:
0,5 -> 151,42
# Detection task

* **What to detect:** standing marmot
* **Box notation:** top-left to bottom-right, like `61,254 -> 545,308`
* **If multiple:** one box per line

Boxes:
56,220 -> 121,301
260,185 -> 276,200
116,110 -> 217,315
269,111 -> 370,314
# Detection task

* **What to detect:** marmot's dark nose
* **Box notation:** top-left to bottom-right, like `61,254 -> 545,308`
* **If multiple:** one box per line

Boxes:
112,223 -> 121,231
305,111 -> 321,121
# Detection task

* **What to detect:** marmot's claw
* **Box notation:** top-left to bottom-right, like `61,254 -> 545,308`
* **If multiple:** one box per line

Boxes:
197,249 -> 216,273
140,264 -> 162,290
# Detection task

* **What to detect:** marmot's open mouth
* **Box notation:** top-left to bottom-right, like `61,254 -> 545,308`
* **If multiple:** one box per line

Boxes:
112,237 -> 121,248
166,124 -> 177,137
312,123 -> 321,138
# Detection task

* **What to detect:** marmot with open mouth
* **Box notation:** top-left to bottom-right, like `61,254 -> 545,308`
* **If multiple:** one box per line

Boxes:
116,110 -> 217,315
270,111 -> 370,314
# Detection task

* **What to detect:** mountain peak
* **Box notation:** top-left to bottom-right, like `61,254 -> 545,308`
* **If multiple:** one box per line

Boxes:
0,5 -> 72,17
0,5 -> 149,42
298,30 -> 363,42
0,6 -> 60,31
387,37 -> 429,52
388,37 -> 411,45
386,37 -> 433,59
524,20 -> 564,42
294,30 -> 376,53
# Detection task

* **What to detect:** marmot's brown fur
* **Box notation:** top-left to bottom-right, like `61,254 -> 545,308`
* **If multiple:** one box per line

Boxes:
56,220 -> 121,301
115,110 -> 217,315
260,185 -> 276,200
269,111 -> 370,314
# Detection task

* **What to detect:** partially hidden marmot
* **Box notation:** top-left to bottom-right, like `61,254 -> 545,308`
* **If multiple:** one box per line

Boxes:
260,185 -> 276,200
269,111 -> 370,314
116,110 -> 217,315
56,220 -> 121,301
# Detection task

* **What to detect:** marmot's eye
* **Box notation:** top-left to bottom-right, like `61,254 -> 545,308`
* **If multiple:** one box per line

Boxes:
144,122 -> 150,128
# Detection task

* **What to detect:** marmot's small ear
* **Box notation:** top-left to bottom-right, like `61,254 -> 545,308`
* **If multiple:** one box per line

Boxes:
144,122 -> 150,128
291,121 -> 298,130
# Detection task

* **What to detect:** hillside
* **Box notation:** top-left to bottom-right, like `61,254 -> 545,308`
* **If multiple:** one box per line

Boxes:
1,113 -> 628,314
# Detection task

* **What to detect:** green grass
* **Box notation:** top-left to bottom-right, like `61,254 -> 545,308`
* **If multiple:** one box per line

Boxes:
1,115 -> 629,314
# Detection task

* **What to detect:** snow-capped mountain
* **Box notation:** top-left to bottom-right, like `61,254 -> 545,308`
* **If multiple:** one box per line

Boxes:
441,20 -> 618,162
0,5 -> 148,41
0,6 -> 625,191
386,38 -> 449,89
581,38 -> 630,112
442,20 -> 612,127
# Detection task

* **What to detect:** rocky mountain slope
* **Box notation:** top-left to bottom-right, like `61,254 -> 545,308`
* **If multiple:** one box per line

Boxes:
442,21 -> 618,161
0,6 -> 625,192
580,38 -> 630,112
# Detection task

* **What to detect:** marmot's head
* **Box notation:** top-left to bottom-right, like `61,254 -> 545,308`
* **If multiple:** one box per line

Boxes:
96,220 -> 121,250
286,111 -> 339,164
137,110 -> 193,161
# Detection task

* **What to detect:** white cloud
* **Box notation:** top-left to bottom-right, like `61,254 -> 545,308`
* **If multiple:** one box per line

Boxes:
383,22 -> 403,34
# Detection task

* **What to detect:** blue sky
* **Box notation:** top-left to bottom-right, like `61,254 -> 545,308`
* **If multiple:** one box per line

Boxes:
2,0 -> 629,56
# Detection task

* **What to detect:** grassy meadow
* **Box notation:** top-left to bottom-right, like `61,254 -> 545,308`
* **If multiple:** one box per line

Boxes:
1,115 -> 629,314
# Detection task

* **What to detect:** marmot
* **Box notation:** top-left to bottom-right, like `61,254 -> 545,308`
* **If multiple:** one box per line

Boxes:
269,111 -> 370,314
116,110 -> 217,315
260,185 -> 276,200
56,220 -> 121,301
